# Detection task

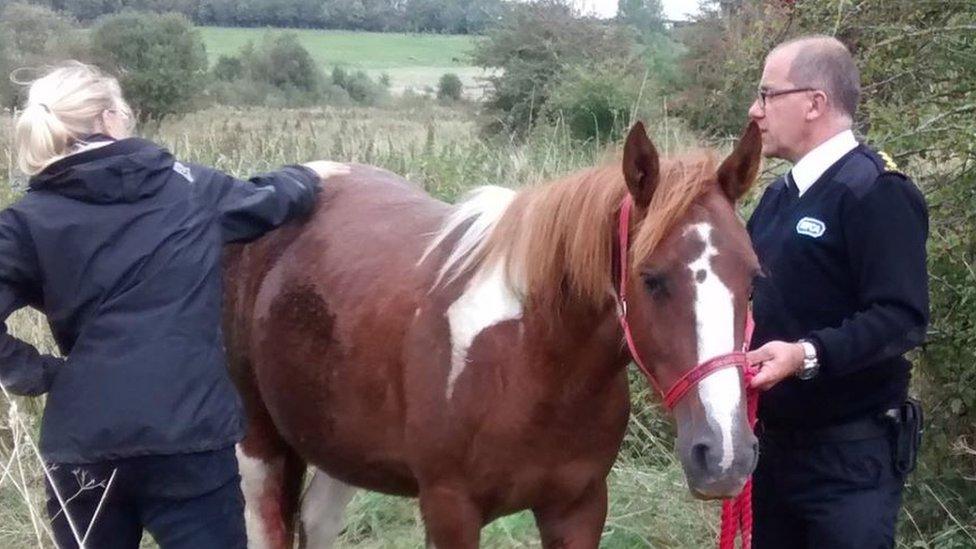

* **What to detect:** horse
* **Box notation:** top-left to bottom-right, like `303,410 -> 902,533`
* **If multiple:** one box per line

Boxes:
222,121 -> 764,548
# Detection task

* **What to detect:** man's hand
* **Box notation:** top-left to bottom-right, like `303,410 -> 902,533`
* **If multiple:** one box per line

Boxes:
746,341 -> 805,391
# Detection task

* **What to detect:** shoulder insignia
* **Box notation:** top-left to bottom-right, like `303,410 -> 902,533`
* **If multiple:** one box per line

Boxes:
877,151 -> 899,172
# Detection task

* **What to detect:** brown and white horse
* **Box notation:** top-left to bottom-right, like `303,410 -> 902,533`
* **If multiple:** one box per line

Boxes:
222,121 -> 763,548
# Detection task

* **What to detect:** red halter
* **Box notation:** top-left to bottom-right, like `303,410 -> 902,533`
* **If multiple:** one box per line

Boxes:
613,195 -> 759,548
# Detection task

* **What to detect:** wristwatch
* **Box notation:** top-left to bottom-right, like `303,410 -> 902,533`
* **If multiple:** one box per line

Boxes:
796,339 -> 820,380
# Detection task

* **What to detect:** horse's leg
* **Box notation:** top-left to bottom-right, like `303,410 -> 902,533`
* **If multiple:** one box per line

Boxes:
418,485 -> 482,548
236,418 -> 306,548
297,469 -> 357,548
532,481 -> 608,549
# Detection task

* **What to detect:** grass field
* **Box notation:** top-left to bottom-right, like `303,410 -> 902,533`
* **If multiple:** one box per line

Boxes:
1,100 -> 969,547
199,27 -> 492,96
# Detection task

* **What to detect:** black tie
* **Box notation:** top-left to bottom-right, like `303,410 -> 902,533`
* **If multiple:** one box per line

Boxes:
786,172 -> 800,201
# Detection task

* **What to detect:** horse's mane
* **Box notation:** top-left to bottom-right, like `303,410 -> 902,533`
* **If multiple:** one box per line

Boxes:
423,151 -> 718,310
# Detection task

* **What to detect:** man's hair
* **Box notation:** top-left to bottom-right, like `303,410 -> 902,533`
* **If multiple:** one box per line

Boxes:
773,35 -> 860,120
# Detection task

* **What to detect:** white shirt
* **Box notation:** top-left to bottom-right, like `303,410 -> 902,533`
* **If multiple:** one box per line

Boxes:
790,129 -> 859,197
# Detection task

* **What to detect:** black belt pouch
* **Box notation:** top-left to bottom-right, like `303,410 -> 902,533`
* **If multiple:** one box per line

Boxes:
888,398 -> 923,475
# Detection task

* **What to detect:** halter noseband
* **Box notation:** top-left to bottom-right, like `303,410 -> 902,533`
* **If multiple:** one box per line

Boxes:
613,195 -> 752,410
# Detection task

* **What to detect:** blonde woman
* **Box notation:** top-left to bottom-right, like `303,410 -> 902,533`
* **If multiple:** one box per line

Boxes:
1,61 -> 323,548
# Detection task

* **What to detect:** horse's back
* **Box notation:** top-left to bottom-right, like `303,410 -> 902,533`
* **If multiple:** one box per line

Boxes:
225,163 -> 449,493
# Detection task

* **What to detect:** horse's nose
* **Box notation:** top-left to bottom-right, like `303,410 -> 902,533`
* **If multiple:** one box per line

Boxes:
688,433 -> 759,482
690,440 -> 723,478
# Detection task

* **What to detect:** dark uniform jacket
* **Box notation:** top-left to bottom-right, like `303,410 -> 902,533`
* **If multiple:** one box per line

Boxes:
0,137 -> 319,463
747,144 -> 929,429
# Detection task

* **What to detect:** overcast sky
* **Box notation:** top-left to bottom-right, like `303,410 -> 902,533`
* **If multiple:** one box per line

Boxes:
573,0 -> 705,20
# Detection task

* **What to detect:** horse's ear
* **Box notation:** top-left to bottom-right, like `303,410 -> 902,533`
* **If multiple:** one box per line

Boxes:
717,121 -> 762,203
622,121 -> 660,209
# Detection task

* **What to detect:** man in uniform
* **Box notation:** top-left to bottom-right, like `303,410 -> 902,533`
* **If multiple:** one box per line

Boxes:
744,35 -> 929,548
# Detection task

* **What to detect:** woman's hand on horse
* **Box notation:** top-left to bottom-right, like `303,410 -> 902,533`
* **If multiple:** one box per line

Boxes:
746,341 -> 804,391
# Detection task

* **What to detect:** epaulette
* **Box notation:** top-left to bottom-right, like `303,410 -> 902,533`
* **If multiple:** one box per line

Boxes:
877,151 -> 902,174
859,146 -> 909,182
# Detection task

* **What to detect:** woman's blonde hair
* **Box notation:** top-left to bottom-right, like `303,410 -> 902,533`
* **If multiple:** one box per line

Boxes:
15,61 -> 135,176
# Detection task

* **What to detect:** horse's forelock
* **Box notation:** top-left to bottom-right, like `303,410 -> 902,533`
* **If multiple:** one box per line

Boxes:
630,152 -> 719,264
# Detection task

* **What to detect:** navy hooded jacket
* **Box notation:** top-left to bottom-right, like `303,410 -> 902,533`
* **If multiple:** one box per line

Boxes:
0,137 -> 319,463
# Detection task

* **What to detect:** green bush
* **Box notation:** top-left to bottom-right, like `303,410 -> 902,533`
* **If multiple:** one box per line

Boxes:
545,62 -> 645,142
331,66 -> 348,89
338,69 -> 388,106
212,54 -> 244,82
206,37 -> 388,108
244,32 -> 322,94
437,72 -> 463,101
91,11 -> 207,121
0,2 -> 88,108
327,66 -> 388,106
206,32 -> 328,107
472,0 -> 641,138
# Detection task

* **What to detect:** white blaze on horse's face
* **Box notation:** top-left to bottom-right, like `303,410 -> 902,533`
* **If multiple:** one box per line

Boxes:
685,222 -> 742,472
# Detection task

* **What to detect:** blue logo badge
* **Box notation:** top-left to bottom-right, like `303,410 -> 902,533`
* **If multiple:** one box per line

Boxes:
796,217 -> 826,238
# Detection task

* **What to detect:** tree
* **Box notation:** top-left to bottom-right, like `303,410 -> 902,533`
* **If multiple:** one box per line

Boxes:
617,0 -> 664,36
472,0 -> 640,138
245,32 -> 322,94
90,11 -> 207,121
0,2 -> 86,108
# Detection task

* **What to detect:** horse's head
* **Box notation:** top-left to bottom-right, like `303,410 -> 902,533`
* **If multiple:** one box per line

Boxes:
620,121 -> 762,499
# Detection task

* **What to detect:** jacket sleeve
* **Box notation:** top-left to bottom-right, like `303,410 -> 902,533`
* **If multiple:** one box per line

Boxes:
806,174 -> 930,377
197,165 -> 321,243
0,209 -> 63,396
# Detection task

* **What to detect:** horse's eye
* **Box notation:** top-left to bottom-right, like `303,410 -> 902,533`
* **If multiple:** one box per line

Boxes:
642,273 -> 668,297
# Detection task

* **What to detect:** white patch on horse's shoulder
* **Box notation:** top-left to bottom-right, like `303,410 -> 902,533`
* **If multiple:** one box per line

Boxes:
300,469 -> 357,548
304,161 -> 352,180
685,223 -> 742,472
236,445 -> 273,549
445,260 -> 522,399
420,185 -> 517,287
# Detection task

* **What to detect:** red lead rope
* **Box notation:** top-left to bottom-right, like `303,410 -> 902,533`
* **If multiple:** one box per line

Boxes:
614,196 -> 760,548
720,314 -> 758,549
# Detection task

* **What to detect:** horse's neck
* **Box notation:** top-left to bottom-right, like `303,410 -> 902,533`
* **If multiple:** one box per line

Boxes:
523,300 -> 630,394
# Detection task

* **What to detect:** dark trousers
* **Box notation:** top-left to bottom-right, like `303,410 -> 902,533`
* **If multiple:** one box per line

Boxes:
753,431 -> 905,549
45,446 -> 246,549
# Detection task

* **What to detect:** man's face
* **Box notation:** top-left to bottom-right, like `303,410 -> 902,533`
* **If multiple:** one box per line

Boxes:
748,48 -> 812,162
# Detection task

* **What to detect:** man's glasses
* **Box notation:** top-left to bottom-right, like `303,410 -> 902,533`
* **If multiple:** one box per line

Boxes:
756,87 -> 818,109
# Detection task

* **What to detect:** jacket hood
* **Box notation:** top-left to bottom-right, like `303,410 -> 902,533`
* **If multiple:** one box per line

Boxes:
29,137 -> 175,204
